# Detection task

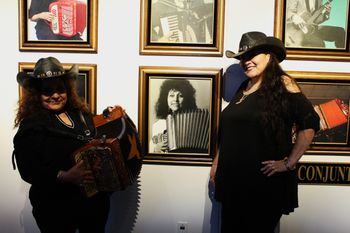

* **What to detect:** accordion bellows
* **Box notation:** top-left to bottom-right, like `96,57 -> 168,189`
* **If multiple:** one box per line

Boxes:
71,107 -> 143,197
166,109 -> 210,152
72,138 -> 130,197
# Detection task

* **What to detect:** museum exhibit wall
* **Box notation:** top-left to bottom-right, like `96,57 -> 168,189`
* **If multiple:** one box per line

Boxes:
0,1 -> 349,233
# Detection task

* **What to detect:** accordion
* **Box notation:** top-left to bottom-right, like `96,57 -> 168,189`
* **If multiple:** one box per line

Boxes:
49,0 -> 87,37
314,98 -> 349,130
72,106 -> 143,197
72,137 -> 130,197
160,15 -> 184,42
166,109 -> 210,153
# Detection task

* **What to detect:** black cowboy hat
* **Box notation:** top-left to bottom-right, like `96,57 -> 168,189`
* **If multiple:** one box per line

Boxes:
17,57 -> 78,90
225,31 -> 286,62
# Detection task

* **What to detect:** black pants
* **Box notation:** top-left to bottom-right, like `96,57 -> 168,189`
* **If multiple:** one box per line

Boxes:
303,25 -> 346,48
220,199 -> 282,233
31,193 -> 110,233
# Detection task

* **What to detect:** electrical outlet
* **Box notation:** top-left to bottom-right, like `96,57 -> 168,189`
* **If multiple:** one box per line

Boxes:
177,221 -> 188,233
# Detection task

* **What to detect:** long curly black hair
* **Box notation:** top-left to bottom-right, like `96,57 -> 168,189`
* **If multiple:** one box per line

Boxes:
14,77 -> 89,127
155,79 -> 197,119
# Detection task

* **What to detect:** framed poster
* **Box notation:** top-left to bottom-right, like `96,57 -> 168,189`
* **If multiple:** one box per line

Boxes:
138,66 -> 222,165
274,0 -> 350,61
19,0 -> 98,52
139,0 -> 225,56
288,70 -> 350,155
18,62 -> 97,114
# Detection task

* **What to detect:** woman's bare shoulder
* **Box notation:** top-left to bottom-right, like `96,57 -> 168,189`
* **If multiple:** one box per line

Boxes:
282,75 -> 301,93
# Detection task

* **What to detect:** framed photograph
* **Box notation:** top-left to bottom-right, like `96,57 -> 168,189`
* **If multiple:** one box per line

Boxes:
274,0 -> 350,61
18,62 -> 97,114
138,66 -> 222,165
288,70 -> 350,155
139,0 -> 225,56
19,0 -> 98,53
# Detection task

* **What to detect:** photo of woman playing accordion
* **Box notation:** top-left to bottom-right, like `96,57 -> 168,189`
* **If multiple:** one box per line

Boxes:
28,0 -> 87,40
149,79 -> 199,153
150,0 -> 214,43
13,57 -> 110,233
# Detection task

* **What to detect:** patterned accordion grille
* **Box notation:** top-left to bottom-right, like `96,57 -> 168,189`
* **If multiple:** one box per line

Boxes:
166,109 -> 210,151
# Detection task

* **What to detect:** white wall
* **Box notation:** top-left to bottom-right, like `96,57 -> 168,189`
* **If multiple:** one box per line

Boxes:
1,1 -> 349,233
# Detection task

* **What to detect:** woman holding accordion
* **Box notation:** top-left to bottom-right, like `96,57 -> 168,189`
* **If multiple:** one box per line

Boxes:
13,57 -> 110,233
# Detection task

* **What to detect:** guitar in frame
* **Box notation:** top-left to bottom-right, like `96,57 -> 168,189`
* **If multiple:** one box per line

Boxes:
284,0 -> 333,47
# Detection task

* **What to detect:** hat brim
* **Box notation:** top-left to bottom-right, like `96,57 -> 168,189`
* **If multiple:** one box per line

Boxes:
17,64 -> 79,90
226,38 -> 286,62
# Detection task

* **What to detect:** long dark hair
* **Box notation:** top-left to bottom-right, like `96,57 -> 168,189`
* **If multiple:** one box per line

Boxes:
155,79 -> 197,119
258,55 -> 293,142
14,77 -> 89,127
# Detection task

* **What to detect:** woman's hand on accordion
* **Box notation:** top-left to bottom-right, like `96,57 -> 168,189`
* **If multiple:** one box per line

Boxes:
31,12 -> 54,22
152,131 -> 168,153
57,160 -> 94,186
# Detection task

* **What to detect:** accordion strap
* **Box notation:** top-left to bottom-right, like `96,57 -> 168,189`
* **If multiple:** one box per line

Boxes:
79,111 -> 92,138
46,111 -> 94,141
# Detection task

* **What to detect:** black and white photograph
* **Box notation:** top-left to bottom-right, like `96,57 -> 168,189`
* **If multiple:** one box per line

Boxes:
150,0 -> 214,44
139,0 -> 225,56
138,66 -> 222,165
148,77 -> 211,154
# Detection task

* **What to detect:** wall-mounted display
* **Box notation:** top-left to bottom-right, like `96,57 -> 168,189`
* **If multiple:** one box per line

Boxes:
297,161 -> 350,185
288,70 -> 350,155
139,0 -> 225,56
138,66 -> 222,165
18,62 -> 97,114
274,0 -> 350,61
19,0 -> 98,52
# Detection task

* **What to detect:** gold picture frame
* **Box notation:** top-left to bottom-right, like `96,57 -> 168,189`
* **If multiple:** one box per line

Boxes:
18,62 -> 97,114
138,66 -> 222,165
274,0 -> 350,61
288,70 -> 350,155
139,0 -> 225,56
19,0 -> 98,53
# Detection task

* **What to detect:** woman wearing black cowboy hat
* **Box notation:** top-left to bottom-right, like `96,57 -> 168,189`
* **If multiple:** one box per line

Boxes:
13,57 -> 110,233
210,32 -> 320,232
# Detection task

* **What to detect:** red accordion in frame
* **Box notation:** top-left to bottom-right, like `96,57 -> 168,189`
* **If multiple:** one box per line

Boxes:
49,0 -> 87,37
314,98 -> 349,130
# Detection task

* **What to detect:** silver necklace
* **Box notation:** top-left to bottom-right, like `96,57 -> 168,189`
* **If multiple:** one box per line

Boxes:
235,80 -> 261,105
235,93 -> 249,104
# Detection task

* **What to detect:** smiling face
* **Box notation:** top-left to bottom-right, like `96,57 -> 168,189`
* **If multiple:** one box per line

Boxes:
167,89 -> 184,113
40,78 -> 68,112
240,51 -> 271,81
